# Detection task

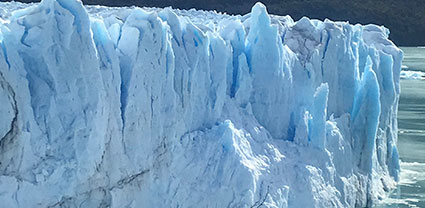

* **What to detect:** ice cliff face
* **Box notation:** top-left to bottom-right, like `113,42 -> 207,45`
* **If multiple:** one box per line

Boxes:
0,0 -> 402,207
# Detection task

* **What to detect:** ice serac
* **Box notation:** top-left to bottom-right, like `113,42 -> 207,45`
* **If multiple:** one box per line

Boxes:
0,0 -> 402,207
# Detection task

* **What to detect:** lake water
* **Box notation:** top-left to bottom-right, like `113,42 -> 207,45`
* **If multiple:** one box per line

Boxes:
377,47 -> 425,207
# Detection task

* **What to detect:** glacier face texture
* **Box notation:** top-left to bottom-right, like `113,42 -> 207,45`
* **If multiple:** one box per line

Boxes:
0,0 -> 402,207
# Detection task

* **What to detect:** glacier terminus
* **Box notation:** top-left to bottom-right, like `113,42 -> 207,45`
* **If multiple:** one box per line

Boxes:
0,0 -> 402,207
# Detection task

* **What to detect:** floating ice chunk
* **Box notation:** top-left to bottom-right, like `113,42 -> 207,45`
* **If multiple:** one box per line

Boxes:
400,70 -> 425,80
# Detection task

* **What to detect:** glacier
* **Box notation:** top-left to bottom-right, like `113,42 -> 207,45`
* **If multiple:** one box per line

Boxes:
0,0 -> 403,207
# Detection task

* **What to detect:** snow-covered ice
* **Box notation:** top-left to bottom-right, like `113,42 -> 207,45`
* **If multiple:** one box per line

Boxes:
0,0 -> 402,207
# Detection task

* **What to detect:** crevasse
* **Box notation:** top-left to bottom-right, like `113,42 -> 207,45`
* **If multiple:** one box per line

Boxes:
0,0 -> 402,207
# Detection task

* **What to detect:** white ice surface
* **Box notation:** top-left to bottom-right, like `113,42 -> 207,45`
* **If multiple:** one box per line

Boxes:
0,0 -> 402,207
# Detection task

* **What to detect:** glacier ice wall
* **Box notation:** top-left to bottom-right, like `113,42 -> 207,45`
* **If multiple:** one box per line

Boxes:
0,0 -> 402,207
